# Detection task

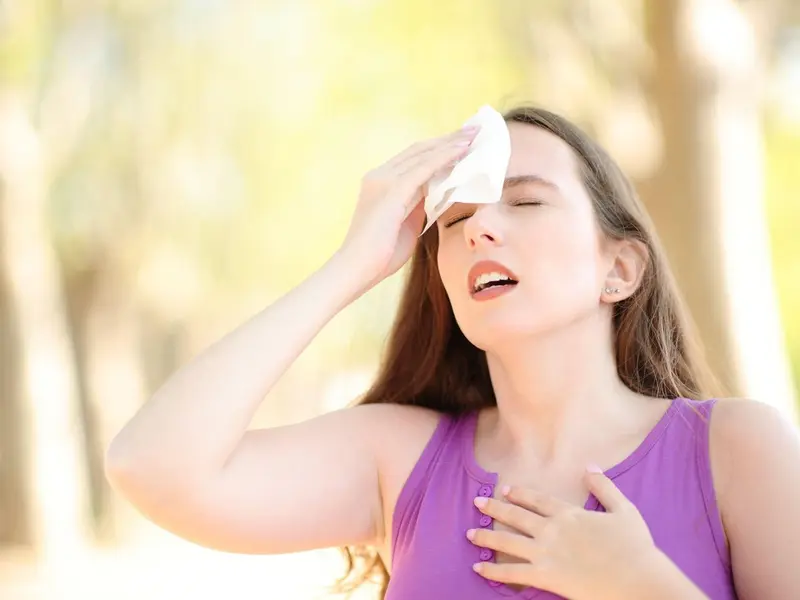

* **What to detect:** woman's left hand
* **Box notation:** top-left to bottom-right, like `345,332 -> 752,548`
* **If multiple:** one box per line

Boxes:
468,466 -> 667,600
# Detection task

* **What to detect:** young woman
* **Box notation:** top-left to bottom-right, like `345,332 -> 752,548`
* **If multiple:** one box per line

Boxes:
105,106 -> 800,600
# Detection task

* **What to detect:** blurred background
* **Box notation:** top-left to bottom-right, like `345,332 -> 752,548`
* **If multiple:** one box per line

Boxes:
1,0 -> 799,598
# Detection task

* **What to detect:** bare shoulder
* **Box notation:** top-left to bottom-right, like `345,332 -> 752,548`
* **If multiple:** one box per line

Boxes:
707,398 -> 800,597
362,403 -> 442,490
349,401 -> 442,450
708,397 -> 798,462
708,398 -> 798,492
347,402 -> 443,490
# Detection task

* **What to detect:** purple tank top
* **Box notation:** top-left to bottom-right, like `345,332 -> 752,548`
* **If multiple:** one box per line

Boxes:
385,398 -> 736,599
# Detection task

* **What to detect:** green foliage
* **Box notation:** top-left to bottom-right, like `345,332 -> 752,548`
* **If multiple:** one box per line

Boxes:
765,116 -> 800,389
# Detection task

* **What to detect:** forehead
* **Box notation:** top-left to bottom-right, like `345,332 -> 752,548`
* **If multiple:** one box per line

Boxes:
505,122 -> 579,185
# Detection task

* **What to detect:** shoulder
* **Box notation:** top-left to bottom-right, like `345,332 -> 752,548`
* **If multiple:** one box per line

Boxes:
349,402 -> 444,447
708,397 -> 799,495
707,398 -> 800,596
333,402 -> 448,494
347,402 -> 447,476
300,402 -> 446,481
708,397 -> 798,467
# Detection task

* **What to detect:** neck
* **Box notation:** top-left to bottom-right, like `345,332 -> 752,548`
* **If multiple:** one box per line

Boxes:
482,311 -> 644,466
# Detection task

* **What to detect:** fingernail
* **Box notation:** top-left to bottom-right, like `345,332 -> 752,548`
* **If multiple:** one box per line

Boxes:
455,139 -> 473,147
461,124 -> 480,132
473,563 -> 483,573
474,496 -> 488,507
466,529 -> 476,540
501,485 -> 511,497
586,464 -> 603,473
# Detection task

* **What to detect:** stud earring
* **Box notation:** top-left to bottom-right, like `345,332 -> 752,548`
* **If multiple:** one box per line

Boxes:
603,287 -> 620,294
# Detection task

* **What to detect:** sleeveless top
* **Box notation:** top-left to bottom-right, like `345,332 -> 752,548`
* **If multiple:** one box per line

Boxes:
385,398 -> 737,600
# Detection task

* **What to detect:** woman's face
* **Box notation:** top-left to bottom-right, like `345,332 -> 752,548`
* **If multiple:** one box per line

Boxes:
436,122 -> 614,350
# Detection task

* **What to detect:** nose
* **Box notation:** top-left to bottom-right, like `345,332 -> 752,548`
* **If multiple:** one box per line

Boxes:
463,205 -> 504,249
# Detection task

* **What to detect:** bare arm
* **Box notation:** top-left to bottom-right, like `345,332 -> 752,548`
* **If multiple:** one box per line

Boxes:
711,398 -> 800,599
105,127 -> 477,554
106,254 -> 384,552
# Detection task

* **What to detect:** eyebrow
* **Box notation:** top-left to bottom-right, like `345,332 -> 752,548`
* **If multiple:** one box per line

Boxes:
502,175 -> 560,192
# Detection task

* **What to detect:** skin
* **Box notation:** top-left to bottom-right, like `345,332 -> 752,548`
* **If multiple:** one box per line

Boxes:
105,122 -> 800,599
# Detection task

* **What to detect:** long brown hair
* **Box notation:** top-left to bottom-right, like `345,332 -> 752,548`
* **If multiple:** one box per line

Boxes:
335,105 -> 719,597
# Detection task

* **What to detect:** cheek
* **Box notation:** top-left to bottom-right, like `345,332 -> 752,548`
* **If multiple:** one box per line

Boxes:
436,235 -> 466,296
528,227 -> 604,300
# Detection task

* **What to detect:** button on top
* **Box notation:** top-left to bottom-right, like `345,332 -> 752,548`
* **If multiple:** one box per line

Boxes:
479,549 -> 494,561
478,485 -> 493,497
479,515 -> 492,527
489,580 -> 503,587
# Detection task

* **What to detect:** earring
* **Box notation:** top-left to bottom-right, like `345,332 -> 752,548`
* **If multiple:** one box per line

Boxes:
603,287 -> 620,294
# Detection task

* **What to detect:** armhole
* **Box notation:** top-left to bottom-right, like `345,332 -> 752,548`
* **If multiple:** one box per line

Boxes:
390,412 -> 458,563
695,398 -> 732,569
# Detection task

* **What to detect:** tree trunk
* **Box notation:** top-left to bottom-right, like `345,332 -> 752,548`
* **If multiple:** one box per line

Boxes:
0,184 -> 31,547
67,262 -> 149,542
0,91 -> 91,564
641,0 -> 797,419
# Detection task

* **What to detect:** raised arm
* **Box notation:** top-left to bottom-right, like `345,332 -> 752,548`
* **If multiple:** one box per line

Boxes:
104,126 -> 478,554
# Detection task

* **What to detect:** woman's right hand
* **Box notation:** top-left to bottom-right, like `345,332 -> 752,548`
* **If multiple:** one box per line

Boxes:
337,125 -> 480,291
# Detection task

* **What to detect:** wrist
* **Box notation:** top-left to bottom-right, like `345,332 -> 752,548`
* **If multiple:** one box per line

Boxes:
322,248 -> 376,307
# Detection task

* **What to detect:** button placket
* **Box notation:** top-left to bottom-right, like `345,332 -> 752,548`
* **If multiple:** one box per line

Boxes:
474,482 -> 497,588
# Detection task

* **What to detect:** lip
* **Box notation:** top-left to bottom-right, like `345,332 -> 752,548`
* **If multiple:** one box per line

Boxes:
467,260 -> 519,295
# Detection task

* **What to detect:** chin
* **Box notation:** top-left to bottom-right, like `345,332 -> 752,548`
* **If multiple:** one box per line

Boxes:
455,312 -> 543,351
452,297 -> 593,351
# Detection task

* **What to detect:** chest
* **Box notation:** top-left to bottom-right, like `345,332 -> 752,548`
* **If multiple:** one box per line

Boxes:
486,467 -> 593,577
386,473 -> 567,600
387,466 -> 733,600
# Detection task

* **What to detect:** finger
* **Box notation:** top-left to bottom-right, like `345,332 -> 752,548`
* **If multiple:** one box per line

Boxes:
388,143 -> 473,216
387,127 -> 478,170
584,465 -> 632,512
398,141 -> 472,189
474,497 -> 544,537
466,528 -> 535,561
473,562 -> 536,587
502,485 -> 573,517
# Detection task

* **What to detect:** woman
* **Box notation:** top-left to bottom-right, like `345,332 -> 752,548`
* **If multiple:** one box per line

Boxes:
105,106 -> 800,599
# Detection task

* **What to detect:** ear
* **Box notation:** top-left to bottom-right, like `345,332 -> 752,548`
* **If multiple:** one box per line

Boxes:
601,238 -> 648,303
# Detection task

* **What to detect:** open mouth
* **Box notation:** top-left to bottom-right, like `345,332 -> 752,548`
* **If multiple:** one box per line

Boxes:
472,272 -> 518,294
467,260 -> 519,300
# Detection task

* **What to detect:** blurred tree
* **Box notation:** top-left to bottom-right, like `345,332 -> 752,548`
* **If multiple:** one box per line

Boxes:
41,2 -> 153,541
765,117 -> 800,389
0,0 -> 92,566
640,0 -> 797,419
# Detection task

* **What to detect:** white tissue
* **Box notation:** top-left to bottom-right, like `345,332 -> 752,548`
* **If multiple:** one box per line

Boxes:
421,105 -> 511,234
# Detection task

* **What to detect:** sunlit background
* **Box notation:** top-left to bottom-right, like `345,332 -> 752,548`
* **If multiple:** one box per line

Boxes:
1,0 -> 799,598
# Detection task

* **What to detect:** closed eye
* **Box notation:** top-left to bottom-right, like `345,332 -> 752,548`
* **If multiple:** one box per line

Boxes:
508,197 -> 544,207
443,212 -> 473,228
442,198 -> 543,228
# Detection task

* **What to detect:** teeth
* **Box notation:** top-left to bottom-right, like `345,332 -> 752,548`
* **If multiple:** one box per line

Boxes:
473,271 -> 514,292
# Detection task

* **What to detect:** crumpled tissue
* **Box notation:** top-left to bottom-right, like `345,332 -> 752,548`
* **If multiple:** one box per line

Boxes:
421,105 -> 511,234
